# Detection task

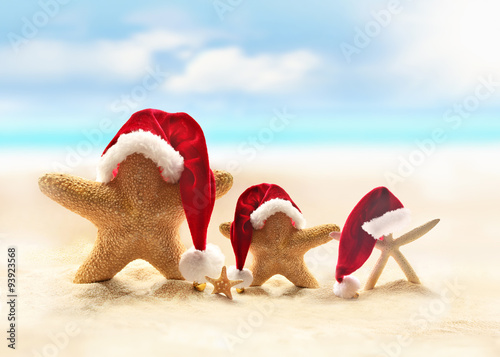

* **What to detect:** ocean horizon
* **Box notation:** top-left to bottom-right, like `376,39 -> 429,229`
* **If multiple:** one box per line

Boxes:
1,116 -> 499,148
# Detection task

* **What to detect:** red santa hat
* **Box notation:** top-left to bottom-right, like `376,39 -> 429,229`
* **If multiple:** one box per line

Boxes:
227,183 -> 306,288
334,186 -> 411,298
97,108 -> 224,283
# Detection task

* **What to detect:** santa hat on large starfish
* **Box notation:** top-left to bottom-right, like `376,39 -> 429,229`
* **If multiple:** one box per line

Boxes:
227,183 -> 306,288
334,187 -> 411,298
97,108 -> 224,283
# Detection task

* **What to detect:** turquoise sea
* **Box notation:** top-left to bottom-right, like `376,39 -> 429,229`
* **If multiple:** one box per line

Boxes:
0,117 -> 499,148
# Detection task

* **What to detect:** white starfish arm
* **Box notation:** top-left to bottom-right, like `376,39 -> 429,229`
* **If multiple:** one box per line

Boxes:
329,231 -> 341,241
395,219 -> 440,246
365,251 -> 391,291
392,249 -> 421,284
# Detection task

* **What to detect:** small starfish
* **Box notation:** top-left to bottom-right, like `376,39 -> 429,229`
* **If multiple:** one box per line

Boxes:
39,153 -> 233,284
220,212 -> 340,288
205,266 -> 243,300
330,219 -> 440,290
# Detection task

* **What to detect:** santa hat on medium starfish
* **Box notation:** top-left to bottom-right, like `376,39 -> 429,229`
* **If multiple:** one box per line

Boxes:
334,186 -> 411,299
227,183 -> 306,288
97,108 -> 224,283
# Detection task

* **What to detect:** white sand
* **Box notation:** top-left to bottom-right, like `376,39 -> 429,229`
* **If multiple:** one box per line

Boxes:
1,145 -> 500,356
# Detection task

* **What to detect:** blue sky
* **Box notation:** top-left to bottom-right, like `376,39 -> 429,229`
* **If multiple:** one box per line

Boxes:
1,0 -> 499,146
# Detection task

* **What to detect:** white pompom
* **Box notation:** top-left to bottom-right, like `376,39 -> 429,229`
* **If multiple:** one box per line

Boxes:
333,275 -> 361,299
179,244 -> 225,283
227,266 -> 253,288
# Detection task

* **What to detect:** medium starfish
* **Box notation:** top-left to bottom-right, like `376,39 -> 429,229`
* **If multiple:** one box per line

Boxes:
220,212 -> 340,288
38,153 -> 233,284
205,266 -> 243,300
330,219 -> 440,290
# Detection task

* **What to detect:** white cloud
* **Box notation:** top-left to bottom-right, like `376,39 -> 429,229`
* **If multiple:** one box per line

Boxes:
385,0 -> 500,103
164,47 -> 322,94
130,29 -> 205,52
0,99 -> 22,113
0,30 -> 204,82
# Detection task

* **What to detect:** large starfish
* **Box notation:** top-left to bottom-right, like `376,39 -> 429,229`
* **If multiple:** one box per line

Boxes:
330,219 -> 440,290
39,153 -> 233,284
220,212 -> 340,288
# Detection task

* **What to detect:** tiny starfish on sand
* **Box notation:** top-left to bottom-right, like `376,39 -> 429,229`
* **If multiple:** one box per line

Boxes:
39,153 -> 233,284
330,219 -> 440,290
205,266 -> 243,300
220,213 -> 340,288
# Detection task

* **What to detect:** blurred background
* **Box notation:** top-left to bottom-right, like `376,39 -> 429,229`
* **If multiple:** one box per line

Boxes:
1,0 -> 499,150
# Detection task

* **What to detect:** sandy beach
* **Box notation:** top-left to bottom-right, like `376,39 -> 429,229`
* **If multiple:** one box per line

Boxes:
1,145 -> 499,356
